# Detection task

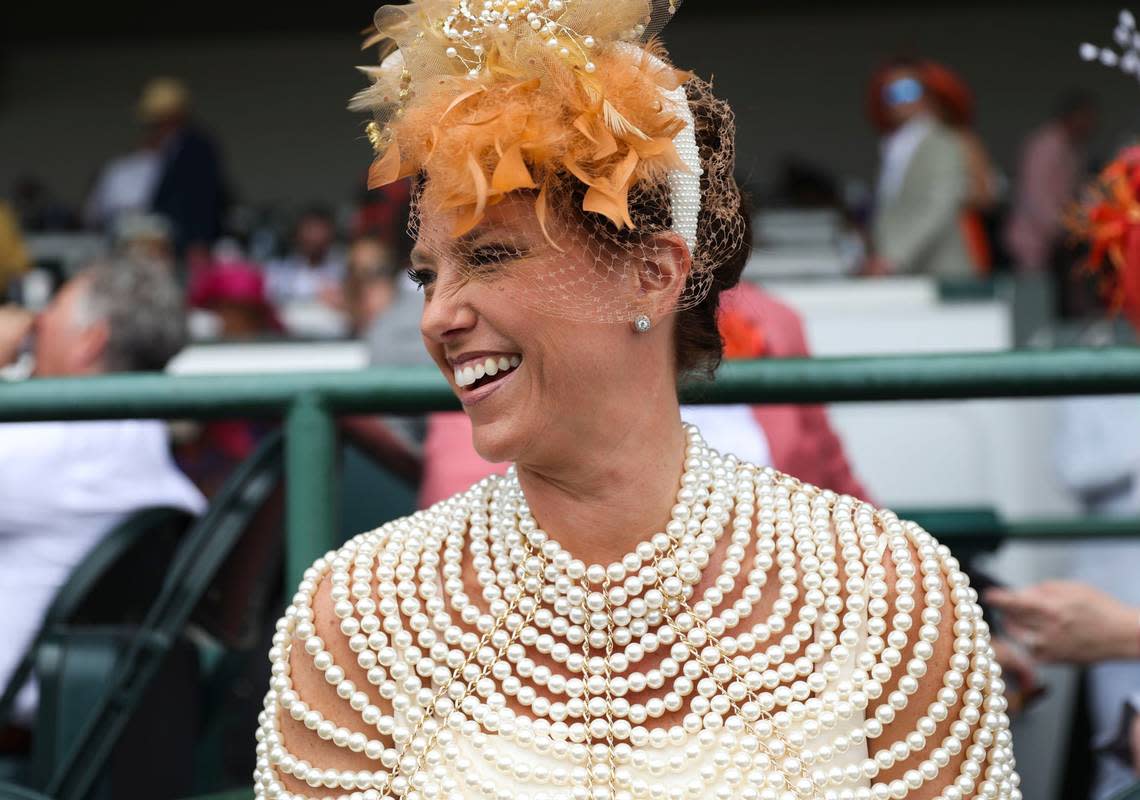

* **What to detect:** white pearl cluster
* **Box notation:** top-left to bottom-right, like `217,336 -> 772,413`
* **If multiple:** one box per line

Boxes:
1080,10 -> 1140,81
442,0 -> 598,78
253,426 -> 1020,800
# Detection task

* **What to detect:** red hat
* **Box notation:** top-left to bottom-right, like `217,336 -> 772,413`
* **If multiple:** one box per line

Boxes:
866,59 -> 975,133
919,61 -> 975,128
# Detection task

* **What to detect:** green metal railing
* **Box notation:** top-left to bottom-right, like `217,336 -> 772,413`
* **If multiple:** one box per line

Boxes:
5,347 -> 1140,586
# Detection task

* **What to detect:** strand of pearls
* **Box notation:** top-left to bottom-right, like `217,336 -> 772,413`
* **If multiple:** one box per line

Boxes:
254,426 -> 1020,800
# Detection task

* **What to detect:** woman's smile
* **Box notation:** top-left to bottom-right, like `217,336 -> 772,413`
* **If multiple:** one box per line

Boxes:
448,350 -> 524,406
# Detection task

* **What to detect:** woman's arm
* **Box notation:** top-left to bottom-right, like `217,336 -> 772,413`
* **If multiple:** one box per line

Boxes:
986,580 -> 1140,663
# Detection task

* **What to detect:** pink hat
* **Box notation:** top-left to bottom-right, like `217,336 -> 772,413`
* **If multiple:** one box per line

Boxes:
188,261 -> 283,332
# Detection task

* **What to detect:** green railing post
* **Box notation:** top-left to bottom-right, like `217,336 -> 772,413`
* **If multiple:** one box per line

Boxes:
285,393 -> 339,588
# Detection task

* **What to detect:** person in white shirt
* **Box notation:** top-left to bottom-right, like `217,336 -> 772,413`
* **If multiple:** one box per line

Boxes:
0,258 -> 206,732
263,208 -> 350,337
83,148 -> 163,233
987,580 -> 1140,792
985,386 -> 1140,798
263,208 -> 346,308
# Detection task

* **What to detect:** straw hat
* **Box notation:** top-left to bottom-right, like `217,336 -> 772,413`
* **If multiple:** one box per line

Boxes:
138,77 -> 190,122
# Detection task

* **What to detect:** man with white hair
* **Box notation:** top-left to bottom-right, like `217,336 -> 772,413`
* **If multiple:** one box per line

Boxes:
0,259 -> 205,747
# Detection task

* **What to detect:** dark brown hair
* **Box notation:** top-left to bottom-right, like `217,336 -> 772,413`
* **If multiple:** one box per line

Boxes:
673,89 -> 751,379
673,192 -> 752,380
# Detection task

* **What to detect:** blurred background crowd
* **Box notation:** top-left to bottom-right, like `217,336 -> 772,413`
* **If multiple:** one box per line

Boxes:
5,3 -> 1140,800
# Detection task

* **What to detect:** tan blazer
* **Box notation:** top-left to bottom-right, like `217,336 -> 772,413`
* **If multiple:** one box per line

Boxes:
873,122 -> 972,279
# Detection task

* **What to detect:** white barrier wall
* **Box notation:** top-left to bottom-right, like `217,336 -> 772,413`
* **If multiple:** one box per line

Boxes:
764,278 -> 1080,519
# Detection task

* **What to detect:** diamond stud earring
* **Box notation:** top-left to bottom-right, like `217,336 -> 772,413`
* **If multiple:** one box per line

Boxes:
633,314 -> 652,334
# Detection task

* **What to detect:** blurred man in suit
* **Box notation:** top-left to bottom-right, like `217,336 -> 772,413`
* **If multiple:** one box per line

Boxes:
143,78 -> 229,264
865,60 -> 972,279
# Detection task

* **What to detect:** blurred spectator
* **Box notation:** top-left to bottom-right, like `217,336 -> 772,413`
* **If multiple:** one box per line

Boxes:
178,261 -> 282,494
1004,92 -> 1099,273
360,248 -> 432,371
140,78 -> 230,263
343,235 -> 398,337
920,61 -> 1000,274
189,260 -> 282,340
0,259 -> 205,737
1042,380 -> 1140,798
327,234 -> 425,480
351,178 -> 413,248
181,252 -> 416,487
84,115 -> 164,234
111,212 -> 176,270
416,282 -> 868,507
720,284 -> 869,497
9,176 -> 79,233
264,207 -> 345,308
987,581 -> 1140,792
341,233 -> 434,449
864,59 -> 972,279
0,202 -> 31,301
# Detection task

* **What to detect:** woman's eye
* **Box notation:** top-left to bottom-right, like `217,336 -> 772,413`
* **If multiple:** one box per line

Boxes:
407,268 -> 435,291
468,246 -> 520,269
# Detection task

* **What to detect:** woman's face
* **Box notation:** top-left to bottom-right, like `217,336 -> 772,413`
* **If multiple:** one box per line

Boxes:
882,67 -> 929,128
412,194 -> 677,467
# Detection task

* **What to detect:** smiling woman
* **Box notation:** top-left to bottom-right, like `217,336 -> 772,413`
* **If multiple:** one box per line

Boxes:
251,1 -> 1021,799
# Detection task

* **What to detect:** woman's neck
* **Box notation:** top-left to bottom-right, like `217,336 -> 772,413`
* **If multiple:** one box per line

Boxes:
515,403 -> 687,568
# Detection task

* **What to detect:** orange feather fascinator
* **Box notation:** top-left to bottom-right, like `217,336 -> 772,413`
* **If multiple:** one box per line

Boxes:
350,0 -> 690,237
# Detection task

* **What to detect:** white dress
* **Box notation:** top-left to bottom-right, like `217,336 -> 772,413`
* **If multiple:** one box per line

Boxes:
255,430 -> 1018,800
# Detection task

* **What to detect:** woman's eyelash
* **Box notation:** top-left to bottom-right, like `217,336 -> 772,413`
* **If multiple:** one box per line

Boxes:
469,246 -> 520,265
404,248 -> 522,290
407,268 -> 435,290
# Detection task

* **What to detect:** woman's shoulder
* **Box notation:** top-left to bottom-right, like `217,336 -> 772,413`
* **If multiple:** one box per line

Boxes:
783,465 -> 974,612
774,469 -> 1001,797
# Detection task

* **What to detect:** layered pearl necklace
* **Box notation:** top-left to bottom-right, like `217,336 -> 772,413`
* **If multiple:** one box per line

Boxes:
254,426 -> 1020,800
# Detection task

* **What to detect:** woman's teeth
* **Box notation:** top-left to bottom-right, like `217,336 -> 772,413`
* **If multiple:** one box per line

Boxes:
454,355 -> 521,388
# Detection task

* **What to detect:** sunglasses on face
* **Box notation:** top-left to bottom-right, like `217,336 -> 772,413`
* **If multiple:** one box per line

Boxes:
883,77 -> 924,107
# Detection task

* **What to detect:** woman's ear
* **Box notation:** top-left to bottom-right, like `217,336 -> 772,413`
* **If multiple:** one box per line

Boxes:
636,232 -> 692,316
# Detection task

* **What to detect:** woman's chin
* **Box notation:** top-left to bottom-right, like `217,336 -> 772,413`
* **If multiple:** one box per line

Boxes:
469,419 -> 523,466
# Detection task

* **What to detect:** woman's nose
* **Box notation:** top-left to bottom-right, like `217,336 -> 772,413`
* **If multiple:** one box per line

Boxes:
420,281 -> 478,343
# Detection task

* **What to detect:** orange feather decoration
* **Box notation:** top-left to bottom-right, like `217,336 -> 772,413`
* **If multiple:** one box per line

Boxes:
353,0 -> 692,238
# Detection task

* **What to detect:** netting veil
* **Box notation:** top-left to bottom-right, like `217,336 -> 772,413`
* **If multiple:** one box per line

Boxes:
350,0 -> 744,322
